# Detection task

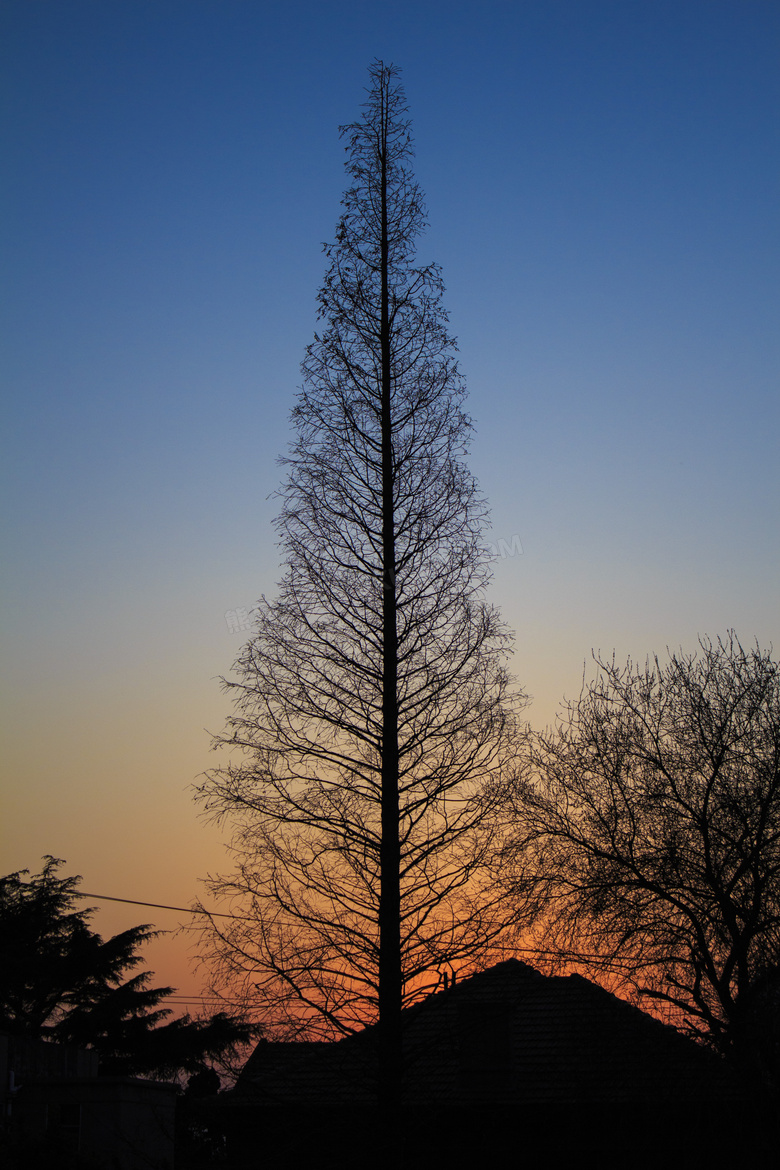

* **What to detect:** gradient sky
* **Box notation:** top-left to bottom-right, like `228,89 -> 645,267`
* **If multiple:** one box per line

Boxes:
2,0 -> 778,1005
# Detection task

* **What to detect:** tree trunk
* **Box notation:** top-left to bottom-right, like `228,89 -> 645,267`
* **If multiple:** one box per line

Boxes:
378,75 -> 403,1153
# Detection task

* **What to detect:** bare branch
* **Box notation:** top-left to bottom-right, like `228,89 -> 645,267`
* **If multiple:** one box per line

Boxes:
194,62 -> 526,1092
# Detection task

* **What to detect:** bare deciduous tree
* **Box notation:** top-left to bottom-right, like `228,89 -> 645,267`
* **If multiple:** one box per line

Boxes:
195,62 -> 523,1118
506,634 -> 780,1080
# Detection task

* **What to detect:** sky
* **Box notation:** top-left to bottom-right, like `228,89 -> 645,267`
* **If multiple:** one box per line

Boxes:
1,0 -> 778,1008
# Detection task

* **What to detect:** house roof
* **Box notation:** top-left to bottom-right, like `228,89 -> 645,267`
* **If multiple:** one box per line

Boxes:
235,959 -> 739,1108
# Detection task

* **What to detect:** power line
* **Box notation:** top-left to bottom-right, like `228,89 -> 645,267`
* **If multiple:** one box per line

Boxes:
73,892 -> 646,974
165,996 -> 239,1002
164,996 -> 249,1005
76,891 -> 247,920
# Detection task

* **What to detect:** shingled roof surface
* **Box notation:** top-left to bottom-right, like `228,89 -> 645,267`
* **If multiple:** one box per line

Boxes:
236,959 -> 737,1108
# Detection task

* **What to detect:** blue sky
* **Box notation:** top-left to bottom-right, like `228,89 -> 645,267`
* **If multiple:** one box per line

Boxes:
1,0 -> 778,997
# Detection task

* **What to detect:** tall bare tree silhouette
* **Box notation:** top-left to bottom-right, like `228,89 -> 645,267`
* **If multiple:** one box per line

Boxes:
196,62 -> 523,1133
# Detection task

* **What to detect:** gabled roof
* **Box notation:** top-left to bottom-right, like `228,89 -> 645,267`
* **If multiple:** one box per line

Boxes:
236,959 -> 738,1107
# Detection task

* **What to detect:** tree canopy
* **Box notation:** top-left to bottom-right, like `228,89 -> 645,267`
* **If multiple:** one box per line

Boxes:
0,858 -> 256,1081
195,62 -> 523,1119
507,634 -> 780,1081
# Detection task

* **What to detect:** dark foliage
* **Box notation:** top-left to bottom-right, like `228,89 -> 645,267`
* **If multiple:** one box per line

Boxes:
0,858 -> 256,1080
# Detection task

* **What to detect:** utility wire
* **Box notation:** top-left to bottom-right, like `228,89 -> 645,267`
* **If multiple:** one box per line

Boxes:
73,891 -> 637,970
76,891 -> 248,920
73,892 -> 647,974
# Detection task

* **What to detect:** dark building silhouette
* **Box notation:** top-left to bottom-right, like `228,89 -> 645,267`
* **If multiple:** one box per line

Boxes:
218,960 -> 771,1168
1,1033 -> 177,1169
